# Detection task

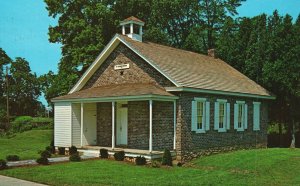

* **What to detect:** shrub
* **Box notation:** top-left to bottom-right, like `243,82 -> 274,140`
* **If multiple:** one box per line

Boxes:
100,148 -> 109,158
151,160 -> 161,168
69,153 -> 81,162
69,146 -> 78,155
0,159 -> 7,170
161,149 -> 172,166
40,150 -> 51,158
45,146 -> 55,154
58,147 -> 65,155
10,116 -> 33,133
135,156 -> 146,165
36,157 -> 49,165
6,155 -> 20,161
114,151 -> 125,161
177,162 -> 183,167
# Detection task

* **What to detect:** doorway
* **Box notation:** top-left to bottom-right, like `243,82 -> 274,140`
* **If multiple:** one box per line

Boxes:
116,102 -> 128,146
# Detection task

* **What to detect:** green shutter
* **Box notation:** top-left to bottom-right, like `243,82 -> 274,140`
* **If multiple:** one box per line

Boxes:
244,104 -> 248,129
191,101 -> 197,131
234,104 -> 238,129
214,102 -> 219,130
205,101 -> 210,131
253,102 -> 261,130
226,103 -> 230,130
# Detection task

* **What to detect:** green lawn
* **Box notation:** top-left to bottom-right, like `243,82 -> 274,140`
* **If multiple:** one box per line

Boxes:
0,129 -> 53,160
1,148 -> 299,185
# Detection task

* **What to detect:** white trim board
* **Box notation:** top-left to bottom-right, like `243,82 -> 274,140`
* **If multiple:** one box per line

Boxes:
69,34 -> 179,94
52,94 -> 179,103
166,87 -> 276,100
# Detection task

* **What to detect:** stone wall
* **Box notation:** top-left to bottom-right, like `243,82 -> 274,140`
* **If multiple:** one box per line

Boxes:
152,101 -> 174,151
83,43 -> 174,89
127,101 -> 149,150
96,101 -> 174,150
97,102 -> 112,147
174,92 -> 269,161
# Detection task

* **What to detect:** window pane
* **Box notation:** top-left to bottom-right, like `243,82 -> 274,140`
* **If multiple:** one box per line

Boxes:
197,102 -> 204,130
219,103 -> 225,129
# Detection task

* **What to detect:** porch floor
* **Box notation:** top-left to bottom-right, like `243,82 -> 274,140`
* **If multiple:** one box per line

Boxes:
79,146 -> 176,159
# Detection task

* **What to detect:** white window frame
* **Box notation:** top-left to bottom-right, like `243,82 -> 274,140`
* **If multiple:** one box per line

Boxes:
253,102 -> 261,131
191,98 -> 210,133
234,101 -> 248,132
214,99 -> 230,132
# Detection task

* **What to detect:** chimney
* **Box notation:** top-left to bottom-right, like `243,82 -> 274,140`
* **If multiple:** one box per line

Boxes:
120,16 -> 145,42
208,49 -> 216,58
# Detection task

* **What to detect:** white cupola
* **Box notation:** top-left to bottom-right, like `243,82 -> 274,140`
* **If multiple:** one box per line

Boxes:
120,16 -> 145,42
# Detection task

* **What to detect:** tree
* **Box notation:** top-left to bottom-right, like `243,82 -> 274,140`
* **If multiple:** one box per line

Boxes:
0,48 -> 11,125
8,58 -> 41,116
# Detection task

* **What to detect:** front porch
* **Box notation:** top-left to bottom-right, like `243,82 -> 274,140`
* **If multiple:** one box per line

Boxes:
53,83 -> 179,159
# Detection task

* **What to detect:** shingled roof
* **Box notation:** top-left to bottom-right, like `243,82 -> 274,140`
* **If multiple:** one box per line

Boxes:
53,83 -> 176,101
118,35 -> 273,97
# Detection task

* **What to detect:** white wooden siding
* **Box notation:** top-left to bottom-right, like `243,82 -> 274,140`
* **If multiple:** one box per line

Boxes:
54,102 -> 72,147
72,103 -> 81,147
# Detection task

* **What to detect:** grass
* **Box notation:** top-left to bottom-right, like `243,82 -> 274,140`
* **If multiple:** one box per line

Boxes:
0,129 -> 53,160
1,148 -> 299,185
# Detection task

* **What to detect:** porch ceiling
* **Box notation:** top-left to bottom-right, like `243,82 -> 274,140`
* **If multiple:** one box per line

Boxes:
52,83 -> 178,102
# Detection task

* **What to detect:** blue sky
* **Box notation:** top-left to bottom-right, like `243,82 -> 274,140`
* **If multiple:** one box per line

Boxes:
0,0 -> 299,105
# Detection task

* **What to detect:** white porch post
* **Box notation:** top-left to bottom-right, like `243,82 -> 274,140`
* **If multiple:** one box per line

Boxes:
80,102 -> 84,147
149,100 -> 153,153
130,23 -> 133,34
112,101 -> 115,149
122,25 -> 125,35
173,100 -> 176,150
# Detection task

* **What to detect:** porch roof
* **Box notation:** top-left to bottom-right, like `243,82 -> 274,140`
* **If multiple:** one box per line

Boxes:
52,83 -> 177,102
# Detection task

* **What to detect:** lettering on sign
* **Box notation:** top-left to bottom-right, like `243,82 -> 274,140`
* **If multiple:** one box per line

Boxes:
114,64 -> 130,70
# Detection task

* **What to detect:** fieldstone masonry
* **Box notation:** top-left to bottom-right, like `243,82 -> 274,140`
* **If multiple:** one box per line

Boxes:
96,101 -> 174,150
174,92 -> 268,161
83,43 -> 174,89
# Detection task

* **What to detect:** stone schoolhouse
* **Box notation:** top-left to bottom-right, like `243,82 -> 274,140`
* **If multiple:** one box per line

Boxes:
52,17 -> 275,161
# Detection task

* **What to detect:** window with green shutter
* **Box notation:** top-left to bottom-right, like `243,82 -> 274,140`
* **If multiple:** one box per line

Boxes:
191,98 -> 210,133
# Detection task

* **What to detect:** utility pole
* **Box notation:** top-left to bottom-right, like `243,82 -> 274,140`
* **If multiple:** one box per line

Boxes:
5,66 -> 9,130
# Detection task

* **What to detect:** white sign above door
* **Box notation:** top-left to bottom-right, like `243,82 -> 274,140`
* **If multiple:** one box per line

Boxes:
114,64 -> 130,70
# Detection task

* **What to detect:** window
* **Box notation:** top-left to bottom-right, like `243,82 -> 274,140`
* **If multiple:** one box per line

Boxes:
219,103 -> 225,129
197,102 -> 204,130
253,102 -> 261,131
191,98 -> 210,133
214,99 -> 230,132
234,101 -> 248,131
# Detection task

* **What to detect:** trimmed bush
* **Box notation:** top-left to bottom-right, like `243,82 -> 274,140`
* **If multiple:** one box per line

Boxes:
177,162 -> 183,167
151,160 -> 161,168
69,153 -> 81,162
114,151 -> 125,161
0,159 -> 7,170
58,147 -> 65,155
69,146 -> 78,155
45,146 -> 55,154
135,156 -> 146,165
161,149 -> 172,166
40,150 -> 51,158
6,155 -> 20,161
36,157 -> 49,165
100,148 -> 109,158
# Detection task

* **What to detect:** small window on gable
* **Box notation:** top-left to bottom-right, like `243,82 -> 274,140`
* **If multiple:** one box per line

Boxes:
214,99 -> 230,132
253,102 -> 261,131
234,101 -> 248,131
191,98 -> 210,133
